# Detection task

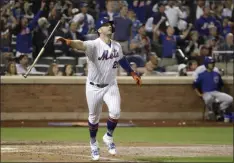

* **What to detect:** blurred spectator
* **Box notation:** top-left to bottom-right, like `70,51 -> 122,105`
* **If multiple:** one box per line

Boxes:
63,1 -> 75,22
23,2 -> 34,20
46,63 -> 62,76
16,54 -> 37,75
153,17 -> 193,58
113,5 -> 132,55
152,2 -> 168,34
99,0 -> 119,21
62,64 -> 74,76
128,9 -> 142,38
222,0 -> 233,18
129,24 -> 151,63
184,31 -> 200,59
178,63 -> 187,76
208,24 -> 224,42
72,2 -> 95,36
222,18 -> 233,37
165,0 -> 184,35
64,21 -> 85,57
195,5 -> 221,37
33,17 -> 54,58
5,61 -> 17,76
188,0 -> 205,23
218,33 -> 234,62
142,60 -> 157,76
1,3 -> 17,52
187,60 -> 198,72
65,21 -> 85,40
48,6 -> 61,34
13,1 -> 46,59
129,0 -> 150,23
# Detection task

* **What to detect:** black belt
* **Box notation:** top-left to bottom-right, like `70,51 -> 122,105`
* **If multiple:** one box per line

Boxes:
90,82 -> 108,88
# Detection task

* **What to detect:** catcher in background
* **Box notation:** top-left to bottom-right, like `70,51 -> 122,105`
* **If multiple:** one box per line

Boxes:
193,56 -> 233,122
56,17 -> 141,161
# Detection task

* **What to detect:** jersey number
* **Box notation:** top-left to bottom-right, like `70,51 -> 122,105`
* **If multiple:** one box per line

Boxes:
112,61 -> 118,69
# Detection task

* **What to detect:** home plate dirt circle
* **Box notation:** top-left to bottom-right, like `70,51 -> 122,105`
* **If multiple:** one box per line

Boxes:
1,142 -> 233,162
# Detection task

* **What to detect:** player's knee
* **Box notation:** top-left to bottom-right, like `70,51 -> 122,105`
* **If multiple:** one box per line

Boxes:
228,96 -> 233,104
204,96 -> 214,105
109,111 -> 120,120
88,115 -> 100,124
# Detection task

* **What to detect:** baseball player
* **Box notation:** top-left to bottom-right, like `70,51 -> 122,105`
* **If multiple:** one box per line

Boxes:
193,56 -> 233,122
56,18 -> 141,161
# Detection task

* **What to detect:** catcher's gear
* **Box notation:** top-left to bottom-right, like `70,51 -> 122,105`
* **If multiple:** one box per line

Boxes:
131,71 -> 142,86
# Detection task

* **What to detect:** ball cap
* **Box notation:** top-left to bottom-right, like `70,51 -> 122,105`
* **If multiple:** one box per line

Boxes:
95,17 -> 113,31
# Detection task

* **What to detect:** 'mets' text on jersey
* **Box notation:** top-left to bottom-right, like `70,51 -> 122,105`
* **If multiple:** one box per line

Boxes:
83,38 -> 124,84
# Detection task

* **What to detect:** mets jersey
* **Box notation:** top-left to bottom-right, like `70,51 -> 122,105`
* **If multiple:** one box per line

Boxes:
83,38 -> 124,84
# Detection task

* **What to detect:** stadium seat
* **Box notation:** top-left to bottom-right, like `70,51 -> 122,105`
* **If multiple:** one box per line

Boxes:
0,64 -> 5,74
215,62 -> 226,70
28,72 -> 45,76
54,49 -> 63,56
227,62 -> 233,75
34,64 -> 49,72
165,65 -> 179,72
78,57 -> 87,66
84,34 -> 98,41
58,64 -> 65,72
159,58 -> 177,67
56,56 -> 77,66
37,57 -> 54,65
75,64 -> 84,73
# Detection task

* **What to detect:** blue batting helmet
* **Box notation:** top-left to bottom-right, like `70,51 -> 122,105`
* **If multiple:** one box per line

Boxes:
204,56 -> 215,67
95,17 -> 114,32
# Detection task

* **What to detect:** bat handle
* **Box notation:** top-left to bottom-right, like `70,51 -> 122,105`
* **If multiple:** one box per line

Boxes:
23,74 -> 28,78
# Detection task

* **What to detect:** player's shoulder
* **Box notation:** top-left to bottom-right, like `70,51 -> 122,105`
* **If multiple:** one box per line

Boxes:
111,40 -> 121,47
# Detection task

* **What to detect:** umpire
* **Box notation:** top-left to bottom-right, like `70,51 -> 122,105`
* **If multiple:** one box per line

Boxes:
193,56 -> 233,122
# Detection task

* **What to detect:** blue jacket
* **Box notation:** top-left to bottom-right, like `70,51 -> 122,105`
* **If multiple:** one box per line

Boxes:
193,70 -> 224,93
195,16 -> 221,36
16,10 -> 42,53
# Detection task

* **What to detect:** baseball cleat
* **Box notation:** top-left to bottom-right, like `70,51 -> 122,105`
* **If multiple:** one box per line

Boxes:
103,133 -> 116,155
90,141 -> 100,161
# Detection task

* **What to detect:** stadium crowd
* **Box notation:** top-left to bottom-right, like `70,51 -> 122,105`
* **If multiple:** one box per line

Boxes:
0,0 -> 234,76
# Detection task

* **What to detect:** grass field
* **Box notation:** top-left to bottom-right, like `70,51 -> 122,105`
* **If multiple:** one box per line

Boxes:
1,127 -> 233,162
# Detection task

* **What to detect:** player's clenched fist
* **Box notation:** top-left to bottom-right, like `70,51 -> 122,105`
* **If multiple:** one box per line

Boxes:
56,37 -> 71,46
131,72 -> 142,86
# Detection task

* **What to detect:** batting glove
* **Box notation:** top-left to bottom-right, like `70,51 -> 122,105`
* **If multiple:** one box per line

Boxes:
56,37 -> 71,46
131,71 -> 142,86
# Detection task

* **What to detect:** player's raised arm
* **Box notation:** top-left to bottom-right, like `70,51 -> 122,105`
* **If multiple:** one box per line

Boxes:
56,37 -> 86,51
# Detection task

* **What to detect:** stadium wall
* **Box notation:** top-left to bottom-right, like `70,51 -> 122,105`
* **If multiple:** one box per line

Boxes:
1,76 -> 233,121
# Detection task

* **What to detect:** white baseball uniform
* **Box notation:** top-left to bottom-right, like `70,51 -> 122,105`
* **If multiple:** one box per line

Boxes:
83,38 -> 124,124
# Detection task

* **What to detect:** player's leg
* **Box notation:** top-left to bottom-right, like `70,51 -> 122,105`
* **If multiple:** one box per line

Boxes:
86,84 -> 104,160
102,83 -> 121,155
202,92 -> 215,120
212,91 -> 233,122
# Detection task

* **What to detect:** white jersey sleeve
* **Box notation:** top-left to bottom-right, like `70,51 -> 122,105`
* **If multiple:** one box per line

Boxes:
83,40 -> 96,59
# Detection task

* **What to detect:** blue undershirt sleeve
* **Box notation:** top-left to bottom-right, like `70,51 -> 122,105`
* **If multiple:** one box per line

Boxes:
118,56 -> 133,73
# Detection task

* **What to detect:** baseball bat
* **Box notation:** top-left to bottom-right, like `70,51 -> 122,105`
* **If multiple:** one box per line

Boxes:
23,20 -> 61,78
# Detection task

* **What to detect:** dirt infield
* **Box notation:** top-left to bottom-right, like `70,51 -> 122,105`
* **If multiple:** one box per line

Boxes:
1,141 -> 233,162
